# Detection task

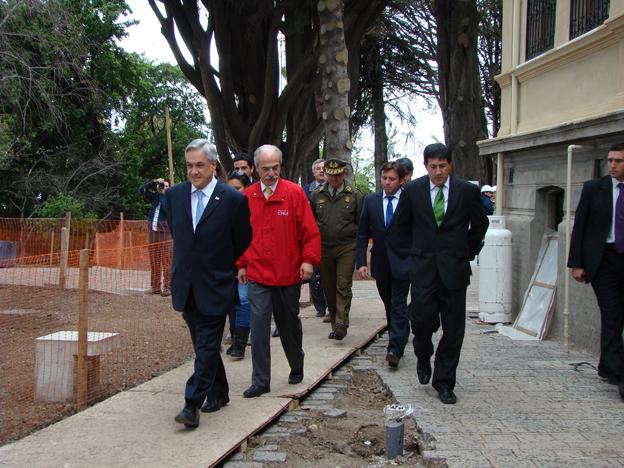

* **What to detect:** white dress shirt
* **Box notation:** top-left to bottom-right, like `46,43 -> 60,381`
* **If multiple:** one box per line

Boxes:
606,176 -> 623,243
191,176 -> 217,230
383,188 -> 402,226
429,177 -> 450,213
260,179 -> 278,197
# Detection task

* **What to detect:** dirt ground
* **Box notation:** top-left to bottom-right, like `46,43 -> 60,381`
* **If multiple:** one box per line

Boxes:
241,370 -> 427,467
0,284 -> 193,445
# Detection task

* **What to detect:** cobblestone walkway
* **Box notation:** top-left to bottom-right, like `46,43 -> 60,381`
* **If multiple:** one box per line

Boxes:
362,282 -> 624,467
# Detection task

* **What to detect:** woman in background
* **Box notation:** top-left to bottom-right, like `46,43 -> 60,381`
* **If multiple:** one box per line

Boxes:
225,171 -> 252,359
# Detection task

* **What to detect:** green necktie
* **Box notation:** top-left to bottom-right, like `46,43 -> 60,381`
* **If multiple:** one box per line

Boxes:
433,186 -> 444,226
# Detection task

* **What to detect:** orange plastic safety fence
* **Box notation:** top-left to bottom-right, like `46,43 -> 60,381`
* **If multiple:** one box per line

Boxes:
0,240 -> 193,445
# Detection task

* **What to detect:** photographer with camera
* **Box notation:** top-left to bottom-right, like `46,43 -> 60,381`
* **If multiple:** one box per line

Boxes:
139,178 -> 172,296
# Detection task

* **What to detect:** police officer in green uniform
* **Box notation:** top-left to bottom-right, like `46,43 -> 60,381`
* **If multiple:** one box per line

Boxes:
310,158 -> 364,340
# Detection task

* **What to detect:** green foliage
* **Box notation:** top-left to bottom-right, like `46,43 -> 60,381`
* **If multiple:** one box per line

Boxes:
34,194 -> 96,220
0,0 -> 209,220
351,152 -> 375,195
116,56 -> 210,219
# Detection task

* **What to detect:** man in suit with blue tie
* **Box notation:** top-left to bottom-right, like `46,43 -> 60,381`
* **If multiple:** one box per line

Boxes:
165,139 -> 252,428
568,143 -> 624,401
395,143 -> 488,404
356,161 -> 412,368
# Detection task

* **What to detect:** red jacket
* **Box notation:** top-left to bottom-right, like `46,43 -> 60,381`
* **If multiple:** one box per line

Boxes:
237,178 -> 321,286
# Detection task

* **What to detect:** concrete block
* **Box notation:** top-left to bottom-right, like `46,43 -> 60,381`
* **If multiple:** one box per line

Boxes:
252,451 -> 287,463
35,331 -> 121,402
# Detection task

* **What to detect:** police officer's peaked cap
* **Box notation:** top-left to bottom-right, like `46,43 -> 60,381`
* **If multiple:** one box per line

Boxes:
324,159 -> 347,175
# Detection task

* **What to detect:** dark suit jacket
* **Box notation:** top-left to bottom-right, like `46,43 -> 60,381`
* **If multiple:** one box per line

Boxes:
165,180 -> 252,316
394,175 -> 489,290
567,175 -> 614,283
356,191 -> 411,281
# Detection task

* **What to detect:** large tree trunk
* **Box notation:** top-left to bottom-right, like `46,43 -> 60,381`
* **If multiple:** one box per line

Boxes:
318,0 -> 352,165
434,0 -> 490,183
371,39 -> 387,191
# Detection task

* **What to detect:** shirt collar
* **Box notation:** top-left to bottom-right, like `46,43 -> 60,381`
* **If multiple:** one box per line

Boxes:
612,177 -> 623,188
429,177 -> 450,191
191,176 -> 217,196
384,188 -> 402,199
260,179 -> 279,193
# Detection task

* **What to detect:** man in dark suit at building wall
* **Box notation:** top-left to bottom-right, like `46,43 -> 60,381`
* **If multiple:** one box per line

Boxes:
568,143 -> 624,401
395,143 -> 488,404
165,139 -> 252,428
356,161 -> 412,368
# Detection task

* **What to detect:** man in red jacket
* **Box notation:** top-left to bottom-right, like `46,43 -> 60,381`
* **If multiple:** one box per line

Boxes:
237,144 -> 322,398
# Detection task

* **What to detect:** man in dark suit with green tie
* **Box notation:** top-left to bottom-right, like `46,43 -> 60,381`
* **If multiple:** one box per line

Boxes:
395,143 -> 488,404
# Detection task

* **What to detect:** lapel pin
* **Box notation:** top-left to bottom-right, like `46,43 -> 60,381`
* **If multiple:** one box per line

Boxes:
215,196 -> 220,200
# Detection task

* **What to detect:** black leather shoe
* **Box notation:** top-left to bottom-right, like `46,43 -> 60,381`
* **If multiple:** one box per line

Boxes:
598,370 -> 619,385
328,331 -> 336,339
288,368 -> 304,385
243,384 -> 270,398
618,382 -> 624,401
438,388 -> 457,405
174,405 -> 199,428
315,310 -> 326,317
416,360 -> 432,385
200,396 -> 229,413
386,352 -> 400,368
333,323 -> 347,340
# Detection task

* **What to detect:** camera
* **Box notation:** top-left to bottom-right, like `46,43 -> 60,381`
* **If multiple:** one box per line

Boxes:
157,181 -> 166,190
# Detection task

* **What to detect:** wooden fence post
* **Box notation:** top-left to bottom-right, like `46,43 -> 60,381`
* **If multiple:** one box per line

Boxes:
59,227 -> 69,289
118,212 -> 125,270
76,249 -> 89,409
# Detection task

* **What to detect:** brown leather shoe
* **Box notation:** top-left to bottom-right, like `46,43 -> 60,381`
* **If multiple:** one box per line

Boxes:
160,288 -> 171,297
322,315 -> 331,323
386,352 -> 400,368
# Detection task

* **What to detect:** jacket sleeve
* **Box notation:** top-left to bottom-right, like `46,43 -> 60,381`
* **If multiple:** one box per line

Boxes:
467,184 -> 489,259
233,195 -> 253,262
165,190 -> 174,239
139,180 -> 158,204
394,186 -> 413,236
298,190 -> 321,265
356,196 -> 371,269
567,181 -> 591,269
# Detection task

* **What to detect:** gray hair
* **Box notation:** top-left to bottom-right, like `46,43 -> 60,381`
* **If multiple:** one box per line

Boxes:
311,158 -> 324,172
253,144 -> 283,167
185,139 -> 218,162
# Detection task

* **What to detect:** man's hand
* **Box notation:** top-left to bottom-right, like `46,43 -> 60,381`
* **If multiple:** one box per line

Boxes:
357,266 -> 370,279
238,268 -> 248,284
300,262 -> 313,281
571,268 -> 585,283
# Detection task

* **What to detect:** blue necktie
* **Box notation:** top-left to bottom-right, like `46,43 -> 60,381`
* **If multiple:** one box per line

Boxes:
194,190 -> 205,228
385,195 -> 394,228
615,183 -> 624,253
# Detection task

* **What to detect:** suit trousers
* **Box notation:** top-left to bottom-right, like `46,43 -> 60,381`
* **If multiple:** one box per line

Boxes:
376,277 -> 411,357
591,246 -> 624,383
309,265 -> 327,315
320,243 -> 356,328
410,276 -> 466,391
148,230 -> 171,292
182,292 -> 228,408
248,282 -> 304,388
